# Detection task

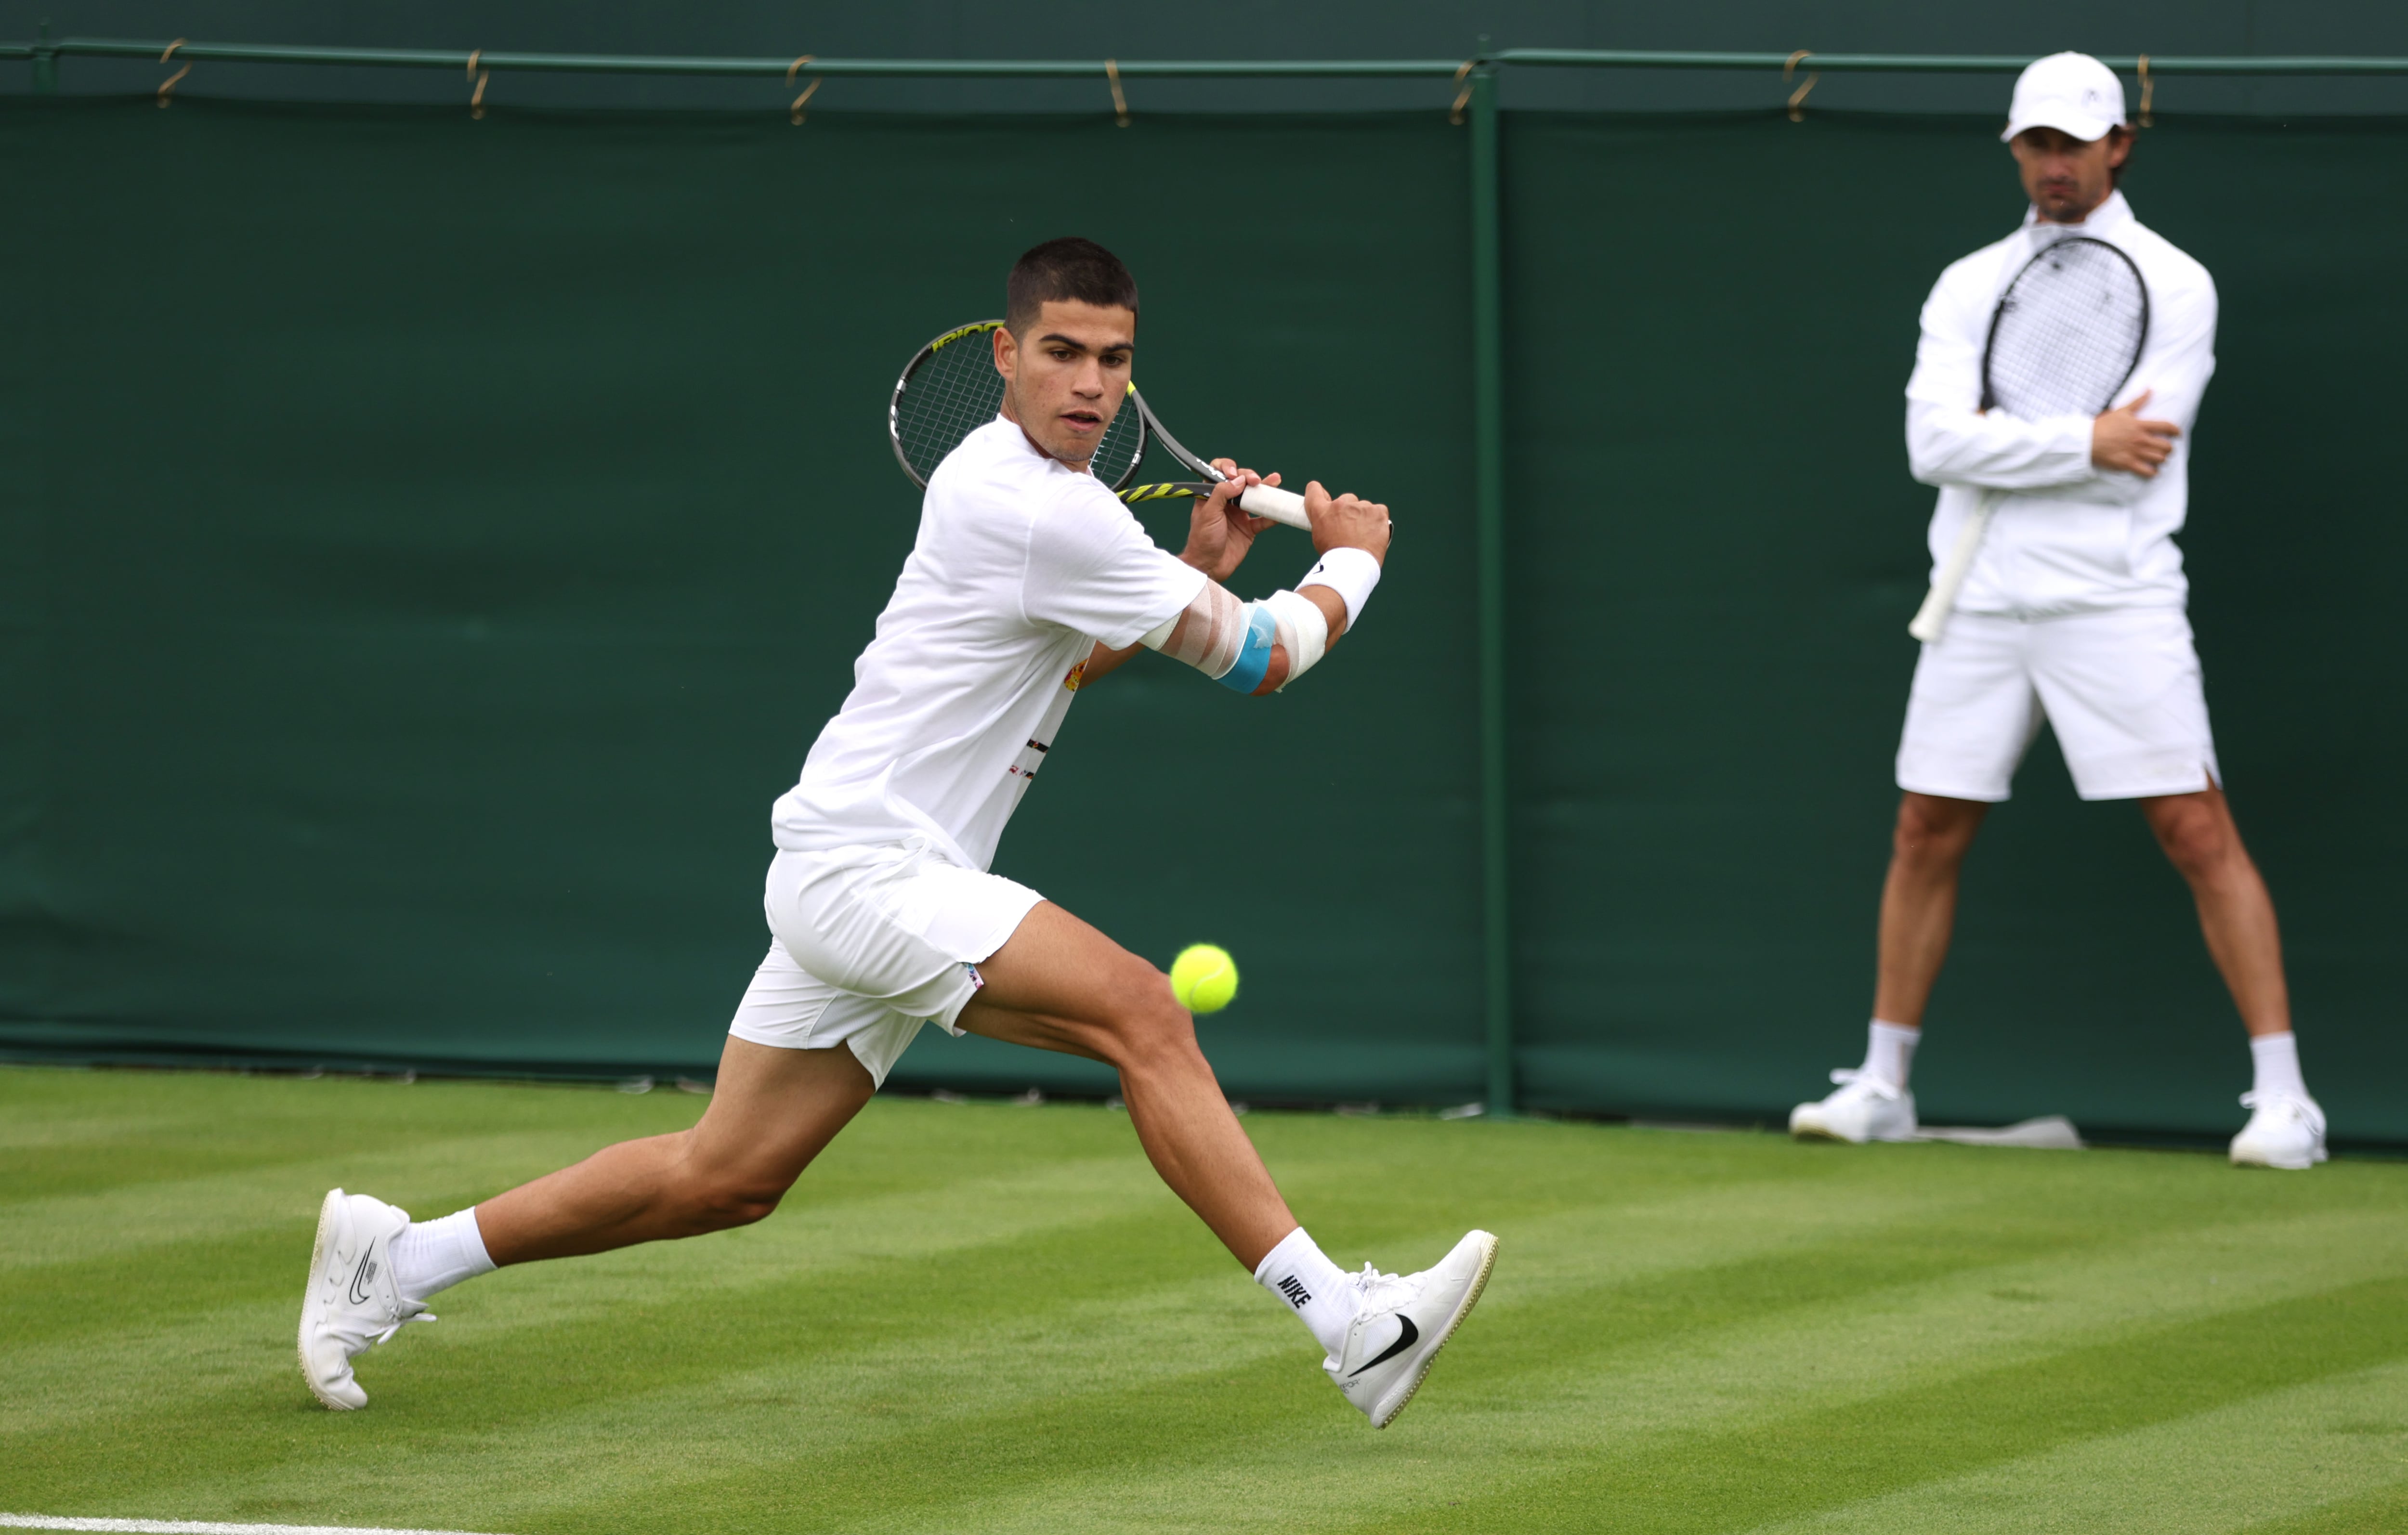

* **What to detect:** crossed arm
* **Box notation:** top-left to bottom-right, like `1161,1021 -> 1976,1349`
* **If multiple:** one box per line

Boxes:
1079,461 -> 1392,695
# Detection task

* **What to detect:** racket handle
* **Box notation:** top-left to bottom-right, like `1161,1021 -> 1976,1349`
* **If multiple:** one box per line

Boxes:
1907,492 -> 1997,644
1237,483 -> 1311,531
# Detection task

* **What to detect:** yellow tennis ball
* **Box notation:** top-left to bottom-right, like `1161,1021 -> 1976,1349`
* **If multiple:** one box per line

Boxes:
1169,943 -> 1240,1014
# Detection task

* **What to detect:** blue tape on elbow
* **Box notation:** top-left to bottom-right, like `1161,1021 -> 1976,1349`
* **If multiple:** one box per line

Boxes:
1217,607 -> 1276,694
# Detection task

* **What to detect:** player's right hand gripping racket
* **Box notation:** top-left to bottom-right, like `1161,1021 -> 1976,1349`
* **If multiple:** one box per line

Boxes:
1907,235 -> 2150,643
887,319 -> 1314,530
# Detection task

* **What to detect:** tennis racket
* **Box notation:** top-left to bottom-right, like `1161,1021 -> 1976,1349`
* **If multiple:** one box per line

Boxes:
1907,235 -> 2150,642
887,319 -> 1313,530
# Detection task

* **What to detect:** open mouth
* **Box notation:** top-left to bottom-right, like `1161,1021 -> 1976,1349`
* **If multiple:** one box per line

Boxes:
1061,410 -> 1103,435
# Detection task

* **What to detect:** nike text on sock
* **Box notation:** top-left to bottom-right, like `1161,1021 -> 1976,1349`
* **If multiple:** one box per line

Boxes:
389,1206 -> 497,1303
2249,1031 -> 2307,1100
1253,1226 -> 1354,1358
1866,1019 -> 1920,1090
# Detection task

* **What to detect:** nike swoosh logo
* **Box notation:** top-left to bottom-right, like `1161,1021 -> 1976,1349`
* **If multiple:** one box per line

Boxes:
1348,1314 -> 1420,1377
348,1253 -> 375,1307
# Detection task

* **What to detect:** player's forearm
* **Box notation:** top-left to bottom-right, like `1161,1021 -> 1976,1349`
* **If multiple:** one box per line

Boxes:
1906,399 -> 2096,491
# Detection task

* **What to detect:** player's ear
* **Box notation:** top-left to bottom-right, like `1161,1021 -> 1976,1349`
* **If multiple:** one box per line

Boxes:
992,323 -> 1016,381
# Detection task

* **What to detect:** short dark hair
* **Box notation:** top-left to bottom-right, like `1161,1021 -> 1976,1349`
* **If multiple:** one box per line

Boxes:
1006,237 -> 1139,334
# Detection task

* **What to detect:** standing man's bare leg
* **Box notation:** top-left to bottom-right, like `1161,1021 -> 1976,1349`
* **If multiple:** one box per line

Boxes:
1871,792 -> 1992,1028
2138,785 -> 2290,1037
1793,791 -> 1988,1142
2141,782 -> 2323,1167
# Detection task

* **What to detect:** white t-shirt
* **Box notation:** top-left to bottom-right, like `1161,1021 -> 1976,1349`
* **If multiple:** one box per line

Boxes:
772,417 -> 1206,871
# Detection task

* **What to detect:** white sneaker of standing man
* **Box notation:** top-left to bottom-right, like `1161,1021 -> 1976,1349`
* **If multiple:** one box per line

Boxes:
1790,1069 -> 1919,1144
297,1188 -> 432,1410
1326,1229 -> 1499,1429
1791,1020 -> 1921,1144
2230,1090 -> 2328,1170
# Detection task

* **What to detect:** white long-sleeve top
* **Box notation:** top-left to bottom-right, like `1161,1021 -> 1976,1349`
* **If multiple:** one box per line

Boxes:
1904,191 -> 2217,615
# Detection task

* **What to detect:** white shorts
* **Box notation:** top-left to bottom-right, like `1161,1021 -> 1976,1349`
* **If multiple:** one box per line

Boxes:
1896,607 -> 2220,803
726,841 -> 1045,1086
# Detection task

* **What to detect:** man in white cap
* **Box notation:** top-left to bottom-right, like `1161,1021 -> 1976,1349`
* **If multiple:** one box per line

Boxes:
1787,52 -> 2326,1169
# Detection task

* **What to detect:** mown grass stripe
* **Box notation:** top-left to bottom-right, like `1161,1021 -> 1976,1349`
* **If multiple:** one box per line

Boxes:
1,1516 -> 503,1535
1739,1356 -> 2408,1534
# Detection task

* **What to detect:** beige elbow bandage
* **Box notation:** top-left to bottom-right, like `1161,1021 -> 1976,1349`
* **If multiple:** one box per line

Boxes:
1139,582 -> 1248,679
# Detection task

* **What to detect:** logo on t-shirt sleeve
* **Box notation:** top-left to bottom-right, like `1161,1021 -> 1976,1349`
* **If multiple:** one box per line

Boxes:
1064,662 -> 1086,692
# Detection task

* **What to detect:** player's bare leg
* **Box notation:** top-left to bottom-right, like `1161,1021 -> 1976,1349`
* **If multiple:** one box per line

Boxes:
475,1037 -> 876,1263
957,899 -> 1296,1269
1871,792 -> 1991,1028
959,899 -> 1495,1425
2138,784 -> 2290,1037
1793,792 -> 1986,1143
299,1038 -> 874,1408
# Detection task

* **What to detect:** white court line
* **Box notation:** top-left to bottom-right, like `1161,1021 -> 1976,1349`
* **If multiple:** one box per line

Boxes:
1,1517 -> 505,1535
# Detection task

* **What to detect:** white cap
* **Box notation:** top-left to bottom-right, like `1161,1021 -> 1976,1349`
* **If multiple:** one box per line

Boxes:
2001,52 -> 2126,143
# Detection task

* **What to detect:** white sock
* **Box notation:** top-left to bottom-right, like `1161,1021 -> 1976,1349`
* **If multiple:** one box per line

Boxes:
1253,1226 -> 1355,1358
2249,1031 -> 2308,1100
1864,1019 -> 1920,1090
389,1207 -> 497,1303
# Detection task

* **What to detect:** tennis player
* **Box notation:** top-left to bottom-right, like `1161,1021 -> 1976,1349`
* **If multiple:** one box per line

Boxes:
297,237 -> 1496,1424
1789,54 -> 2325,1169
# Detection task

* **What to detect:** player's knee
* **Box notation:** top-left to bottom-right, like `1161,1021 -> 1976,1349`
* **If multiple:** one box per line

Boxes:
2153,805 -> 2231,877
1893,797 -> 1979,864
680,1166 -> 790,1230
1094,966 -> 1199,1070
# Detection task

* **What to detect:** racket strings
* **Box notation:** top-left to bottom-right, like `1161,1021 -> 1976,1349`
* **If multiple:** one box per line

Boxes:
892,321 -> 1147,489
1984,239 -> 2148,420
893,326 -> 1008,485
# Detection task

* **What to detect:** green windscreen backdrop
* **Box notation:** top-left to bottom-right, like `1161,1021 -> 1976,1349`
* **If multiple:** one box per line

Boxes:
3,100 -> 2401,1143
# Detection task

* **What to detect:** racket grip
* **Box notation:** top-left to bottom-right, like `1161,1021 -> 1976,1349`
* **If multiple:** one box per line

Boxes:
1907,494 -> 1996,644
1236,483 -> 1311,531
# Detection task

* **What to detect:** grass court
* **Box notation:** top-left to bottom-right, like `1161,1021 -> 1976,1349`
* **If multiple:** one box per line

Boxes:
6,1064 -> 2406,1534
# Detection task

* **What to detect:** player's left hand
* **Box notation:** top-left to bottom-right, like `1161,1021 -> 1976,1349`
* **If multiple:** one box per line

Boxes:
1178,458 -> 1280,582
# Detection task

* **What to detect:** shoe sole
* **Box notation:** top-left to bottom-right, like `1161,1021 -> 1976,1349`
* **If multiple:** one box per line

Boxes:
298,1188 -> 357,1411
2231,1152 -> 2326,1171
1372,1230 -> 1499,1431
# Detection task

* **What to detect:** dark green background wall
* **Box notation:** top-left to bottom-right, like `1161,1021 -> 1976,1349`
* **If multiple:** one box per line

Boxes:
10,3 -> 2408,116
2,98 -> 2400,1142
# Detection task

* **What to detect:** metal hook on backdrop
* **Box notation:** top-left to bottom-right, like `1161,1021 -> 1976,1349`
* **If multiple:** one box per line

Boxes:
2137,54 -> 2155,127
1450,59 -> 1475,126
157,38 -> 190,108
1105,58 -> 1130,127
787,56 -> 823,124
1784,51 -> 1819,122
467,49 -> 491,119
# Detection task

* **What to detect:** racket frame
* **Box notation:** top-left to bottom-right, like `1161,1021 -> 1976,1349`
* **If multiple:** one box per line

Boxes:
888,318 -> 1149,492
888,317 -> 1311,531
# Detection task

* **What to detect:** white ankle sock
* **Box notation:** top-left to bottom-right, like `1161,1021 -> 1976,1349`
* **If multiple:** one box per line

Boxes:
1253,1226 -> 1354,1358
1864,1020 -> 1920,1090
390,1207 -> 497,1302
2249,1031 -> 2308,1100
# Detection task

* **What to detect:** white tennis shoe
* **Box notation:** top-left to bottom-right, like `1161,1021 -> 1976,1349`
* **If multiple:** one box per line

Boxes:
2230,1091 -> 2328,1170
1327,1229 -> 1498,1429
1790,1069 -> 1918,1144
298,1188 -> 432,1410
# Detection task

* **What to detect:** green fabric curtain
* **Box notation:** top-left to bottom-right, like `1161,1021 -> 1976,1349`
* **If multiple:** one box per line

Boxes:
2,99 -> 2399,1141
